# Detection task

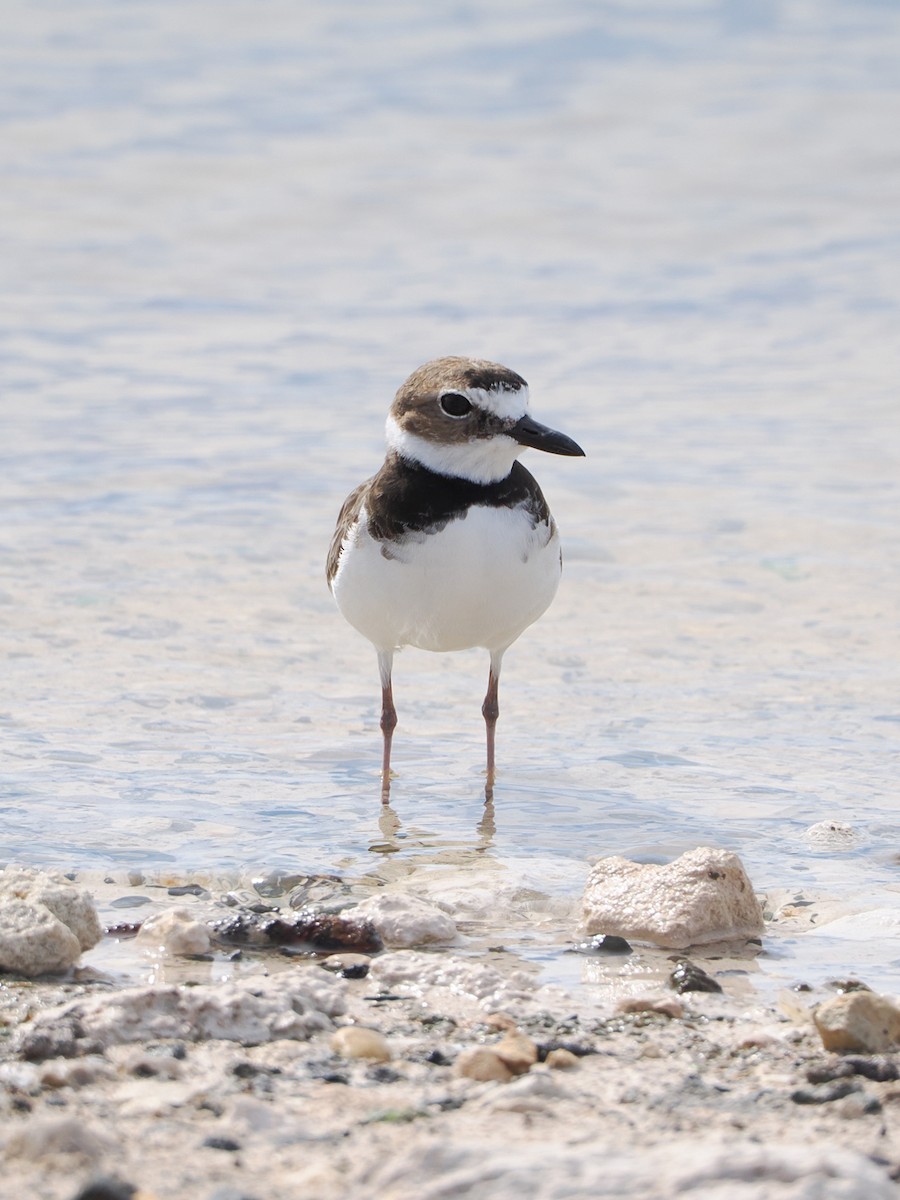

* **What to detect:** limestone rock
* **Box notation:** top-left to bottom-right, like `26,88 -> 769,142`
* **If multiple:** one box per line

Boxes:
0,899 -> 82,976
814,992 -> 900,1053
0,868 -> 102,976
330,1026 -> 391,1061
354,1138 -> 896,1200
493,1031 -> 538,1075
135,908 -> 212,956
455,1047 -> 514,1082
4,1115 -> 113,1164
17,972 -> 346,1060
0,867 -> 102,951
545,1048 -> 580,1070
582,847 -> 764,949
351,893 -> 457,948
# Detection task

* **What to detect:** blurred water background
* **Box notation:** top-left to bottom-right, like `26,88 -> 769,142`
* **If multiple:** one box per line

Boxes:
2,0 -> 899,993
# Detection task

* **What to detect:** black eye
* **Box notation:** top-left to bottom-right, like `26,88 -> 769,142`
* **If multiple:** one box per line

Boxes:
439,392 -> 472,418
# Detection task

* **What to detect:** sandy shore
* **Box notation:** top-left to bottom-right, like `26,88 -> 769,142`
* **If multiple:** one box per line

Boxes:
1,874 -> 899,1200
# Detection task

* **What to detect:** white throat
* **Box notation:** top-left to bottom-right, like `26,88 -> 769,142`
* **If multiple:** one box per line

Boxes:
385,415 -> 524,484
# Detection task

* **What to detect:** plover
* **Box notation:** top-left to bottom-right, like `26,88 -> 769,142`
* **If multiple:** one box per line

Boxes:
327,356 -> 584,801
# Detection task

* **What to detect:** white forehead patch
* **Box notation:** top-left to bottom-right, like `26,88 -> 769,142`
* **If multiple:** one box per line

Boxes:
447,384 -> 530,422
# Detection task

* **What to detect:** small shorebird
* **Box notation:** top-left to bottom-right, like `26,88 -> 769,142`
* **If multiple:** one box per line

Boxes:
327,356 -> 584,801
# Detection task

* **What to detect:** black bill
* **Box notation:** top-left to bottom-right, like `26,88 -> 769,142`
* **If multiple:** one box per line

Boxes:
509,414 -> 585,457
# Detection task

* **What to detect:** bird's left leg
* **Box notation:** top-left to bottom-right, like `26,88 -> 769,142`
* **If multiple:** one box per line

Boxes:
482,649 -> 504,801
377,649 -> 397,803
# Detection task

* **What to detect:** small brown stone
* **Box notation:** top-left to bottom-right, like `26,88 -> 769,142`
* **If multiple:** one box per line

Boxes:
330,1026 -> 391,1062
493,1032 -> 538,1075
483,1012 -> 518,1031
546,1048 -> 580,1070
814,993 -> 900,1053
617,997 -> 684,1019
455,1048 -> 514,1082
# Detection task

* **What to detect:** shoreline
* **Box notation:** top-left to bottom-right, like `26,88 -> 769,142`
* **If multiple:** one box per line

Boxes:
2,870 -> 900,1198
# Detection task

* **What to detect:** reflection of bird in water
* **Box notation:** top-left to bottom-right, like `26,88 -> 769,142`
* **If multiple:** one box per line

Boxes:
328,356 -> 584,802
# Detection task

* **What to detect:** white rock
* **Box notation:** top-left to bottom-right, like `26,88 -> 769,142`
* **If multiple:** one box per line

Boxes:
803,820 -> 858,848
0,899 -> 82,976
16,972 -> 346,1059
4,1116 -> 113,1164
330,1025 -> 392,1061
0,867 -> 102,950
582,847 -> 764,949
814,991 -> 900,1053
354,1138 -> 896,1200
135,908 -> 212,956
369,951 -> 547,1012
352,893 -> 457,947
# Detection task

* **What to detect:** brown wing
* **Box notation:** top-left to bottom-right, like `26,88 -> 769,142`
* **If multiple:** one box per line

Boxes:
326,479 -> 370,589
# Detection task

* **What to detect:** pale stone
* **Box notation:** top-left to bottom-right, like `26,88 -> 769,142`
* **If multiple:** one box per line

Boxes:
483,1068 -> 568,1112
493,1031 -> 538,1075
17,972 -> 346,1059
4,1115 -> 113,1164
0,899 -> 82,976
813,991 -> 900,1053
803,820 -> 858,847
330,1025 -> 391,1062
582,847 -> 764,949
455,1047 -> 514,1082
351,893 -> 457,948
135,908 -> 212,956
545,1048 -> 580,1070
0,867 -> 102,950
617,997 -> 685,1019
355,1139 -> 897,1200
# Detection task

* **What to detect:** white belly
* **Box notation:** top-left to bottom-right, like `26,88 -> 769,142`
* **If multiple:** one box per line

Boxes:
332,504 -> 561,654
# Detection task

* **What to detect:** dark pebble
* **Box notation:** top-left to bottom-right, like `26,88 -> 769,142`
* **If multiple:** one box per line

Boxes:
104,923 -> 142,938
807,1056 -> 899,1084
367,1065 -> 402,1083
232,1061 -> 281,1079
567,934 -> 633,956
338,962 -> 370,980
109,896 -> 152,909
791,1080 -> 862,1105
71,1177 -> 136,1200
210,910 -> 383,954
537,1040 -> 596,1061
168,884 -> 210,898
669,959 -> 723,994
827,978 -> 872,993
202,1135 -> 242,1152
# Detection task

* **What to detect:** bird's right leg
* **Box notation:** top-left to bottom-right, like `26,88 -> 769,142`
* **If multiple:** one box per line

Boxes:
377,649 -> 397,803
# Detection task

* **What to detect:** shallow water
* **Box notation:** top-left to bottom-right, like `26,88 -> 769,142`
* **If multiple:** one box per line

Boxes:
2,0 -> 900,997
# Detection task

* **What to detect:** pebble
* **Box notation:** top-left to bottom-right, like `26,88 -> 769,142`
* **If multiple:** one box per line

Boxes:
210,910 -> 383,954
135,909 -> 212,957
5,1115 -> 112,1164
814,991 -> 900,1053
320,952 -> 372,979
617,997 -> 685,1019
493,1031 -> 538,1075
72,1177 -> 137,1200
545,1048 -> 580,1070
669,959 -> 723,994
454,1047 -> 514,1082
330,1026 -> 392,1062
351,893 -> 457,948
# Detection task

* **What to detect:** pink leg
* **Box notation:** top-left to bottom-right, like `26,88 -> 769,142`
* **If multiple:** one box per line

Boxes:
378,651 -> 396,803
482,651 -> 503,800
